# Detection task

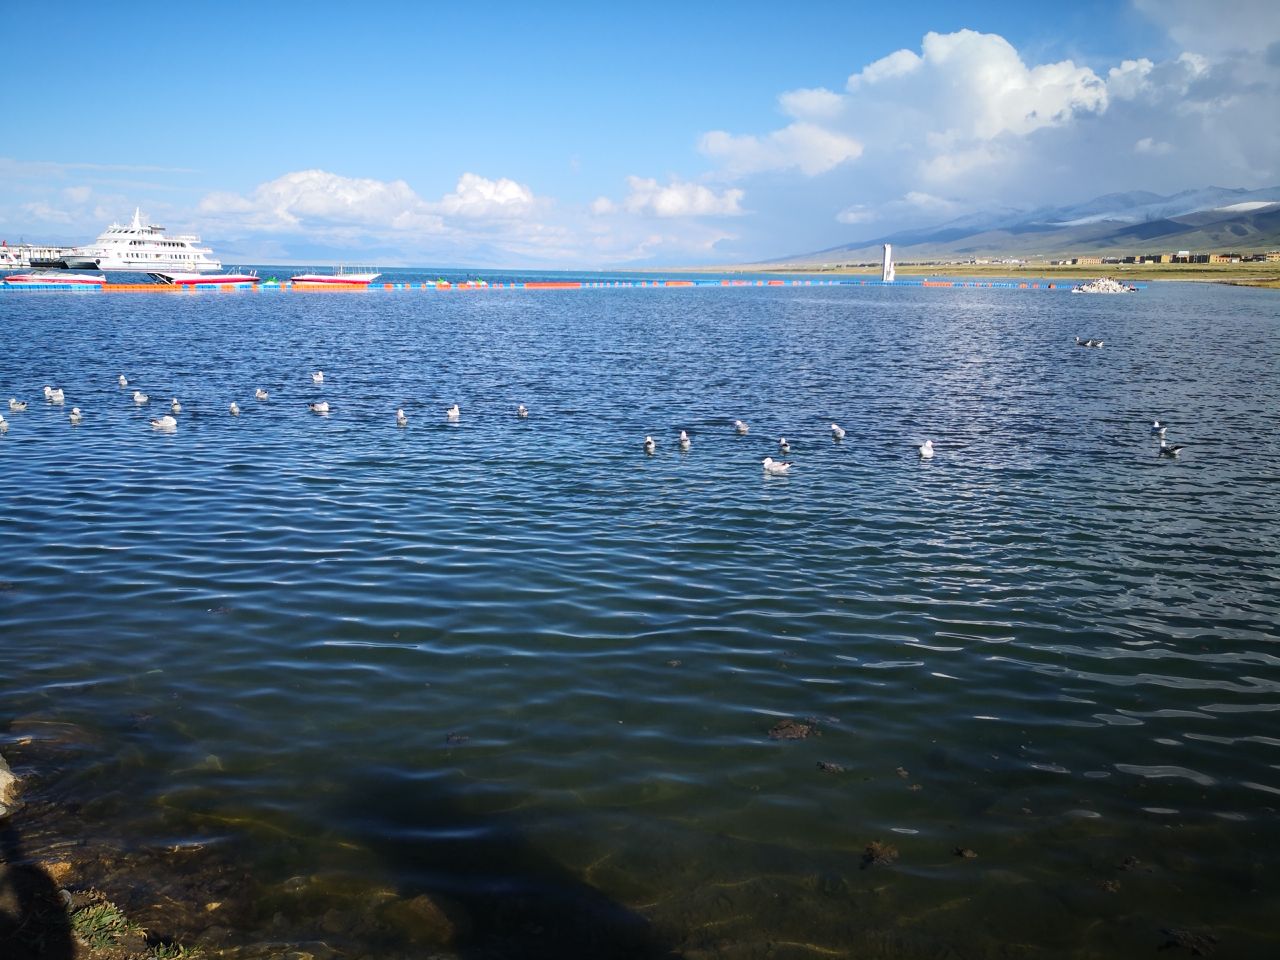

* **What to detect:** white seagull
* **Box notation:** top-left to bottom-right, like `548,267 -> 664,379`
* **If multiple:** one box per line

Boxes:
919,440 -> 934,459
69,407 -> 83,424
446,404 -> 460,421
734,419 -> 749,435
150,415 -> 177,431
1151,420 -> 1166,437
778,437 -> 791,455
170,397 -> 182,413
8,398 -> 27,412
831,423 -> 846,440
643,435 -> 656,455
255,388 -> 269,401
309,401 -> 330,414
48,387 -> 65,404
0,415 -> 7,433
133,390 -> 149,404
396,408 -> 408,427
679,430 -> 691,451
311,371 -> 324,383
1159,440 -> 1185,457
118,374 -> 129,387
229,402 -> 241,416
516,404 -> 528,418
762,457 -> 791,475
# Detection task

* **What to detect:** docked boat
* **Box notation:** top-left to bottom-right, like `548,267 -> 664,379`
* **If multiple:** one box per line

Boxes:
289,266 -> 380,285
3,271 -> 106,286
149,270 -> 259,286
56,209 -> 222,272
1071,277 -> 1138,294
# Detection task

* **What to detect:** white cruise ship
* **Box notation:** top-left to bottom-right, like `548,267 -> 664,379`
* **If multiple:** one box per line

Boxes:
56,209 -> 222,272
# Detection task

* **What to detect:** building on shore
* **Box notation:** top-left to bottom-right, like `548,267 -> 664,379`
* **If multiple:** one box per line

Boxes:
0,241 -> 73,270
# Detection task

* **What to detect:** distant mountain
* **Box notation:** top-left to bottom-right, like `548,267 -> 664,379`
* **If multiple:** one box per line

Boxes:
777,187 -> 1280,265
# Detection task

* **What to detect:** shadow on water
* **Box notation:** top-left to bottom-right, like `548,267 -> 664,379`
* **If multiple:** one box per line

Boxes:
327,770 -> 683,959
0,819 -> 75,960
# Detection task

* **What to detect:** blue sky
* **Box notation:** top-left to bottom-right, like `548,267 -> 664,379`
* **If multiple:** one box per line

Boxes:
2,1 -> 1277,266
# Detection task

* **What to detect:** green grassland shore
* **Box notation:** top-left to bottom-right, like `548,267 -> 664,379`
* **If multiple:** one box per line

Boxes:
687,261 -> 1280,288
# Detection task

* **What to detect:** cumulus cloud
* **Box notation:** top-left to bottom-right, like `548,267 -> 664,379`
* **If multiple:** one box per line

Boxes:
699,123 -> 862,177
778,87 -> 845,119
438,172 -> 536,219
595,176 -> 745,218
694,20 -> 1279,255
698,29 -> 1105,190
199,169 -> 443,232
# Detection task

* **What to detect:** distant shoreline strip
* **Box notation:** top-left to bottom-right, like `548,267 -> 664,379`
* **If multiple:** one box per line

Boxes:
0,278 -> 1072,293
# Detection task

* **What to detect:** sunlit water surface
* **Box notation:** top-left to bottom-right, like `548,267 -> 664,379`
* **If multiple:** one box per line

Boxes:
2,280 -> 1278,958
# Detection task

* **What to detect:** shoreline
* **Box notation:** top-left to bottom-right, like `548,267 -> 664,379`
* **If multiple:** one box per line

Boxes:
666,262 -> 1280,285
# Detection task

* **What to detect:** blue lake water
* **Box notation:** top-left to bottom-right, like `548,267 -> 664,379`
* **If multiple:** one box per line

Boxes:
1,280 -> 1278,958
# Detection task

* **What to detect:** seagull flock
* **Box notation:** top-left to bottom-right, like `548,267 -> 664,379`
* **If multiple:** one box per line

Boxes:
1,347 -> 1187,464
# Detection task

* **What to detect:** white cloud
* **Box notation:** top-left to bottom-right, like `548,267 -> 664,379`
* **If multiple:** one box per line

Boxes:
1134,137 -> 1173,155
1135,0 -> 1280,54
599,176 -> 745,218
848,48 -> 922,88
699,123 -> 862,177
778,87 -> 844,119
438,172 -> 536,219
856,30 -> 1108,141
835,204 -> 875,225
1106,58 -> 1155,100
199,169 -> 444,232
699,29 -> 1105,189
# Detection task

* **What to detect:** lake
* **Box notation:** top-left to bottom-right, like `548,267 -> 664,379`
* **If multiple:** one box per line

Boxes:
1,278 -> 1277,959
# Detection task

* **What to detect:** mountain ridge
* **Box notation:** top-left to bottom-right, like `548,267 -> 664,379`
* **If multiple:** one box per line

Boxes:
776,186 -> 1280,264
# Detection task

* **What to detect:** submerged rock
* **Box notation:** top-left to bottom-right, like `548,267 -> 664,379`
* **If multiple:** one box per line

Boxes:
0,752 -> 17,816
769,719 -> 816,740
862,841 -> 899,867
383,892 -> 469,946
1160,927 -> 1219,956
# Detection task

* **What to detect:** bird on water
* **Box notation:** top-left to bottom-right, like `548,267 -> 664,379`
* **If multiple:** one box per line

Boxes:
762,457 -> 791,475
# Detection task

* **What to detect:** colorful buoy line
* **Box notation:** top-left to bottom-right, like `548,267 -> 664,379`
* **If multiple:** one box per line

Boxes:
0,276 -> 1098,293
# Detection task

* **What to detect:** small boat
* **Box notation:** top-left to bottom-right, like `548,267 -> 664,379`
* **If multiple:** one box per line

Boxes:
289,266 -> 380,285
1071,277 -> 1138,294
149,270 -> 260,286
3,271 -> 106,286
